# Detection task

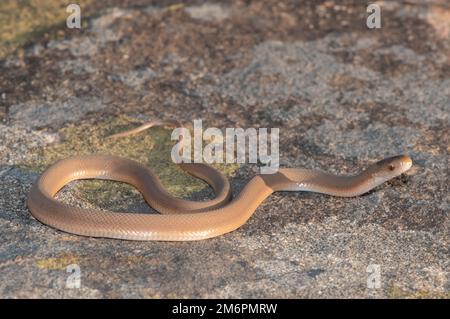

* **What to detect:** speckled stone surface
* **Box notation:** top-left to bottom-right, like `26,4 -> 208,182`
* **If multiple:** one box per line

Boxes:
0,1 -> 449,298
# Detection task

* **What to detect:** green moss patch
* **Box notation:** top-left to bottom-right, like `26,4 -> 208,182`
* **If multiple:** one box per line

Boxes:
0,0 -> 91,59
388,285 -> 450,299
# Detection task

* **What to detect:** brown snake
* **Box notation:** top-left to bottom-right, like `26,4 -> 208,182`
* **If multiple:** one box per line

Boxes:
27,120 -> 413,241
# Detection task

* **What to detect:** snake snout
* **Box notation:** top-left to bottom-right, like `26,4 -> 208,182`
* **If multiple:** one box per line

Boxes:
399,155 -> 413,172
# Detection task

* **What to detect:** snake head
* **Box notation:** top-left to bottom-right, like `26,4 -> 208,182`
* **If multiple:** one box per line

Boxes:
370,155 -> 413,183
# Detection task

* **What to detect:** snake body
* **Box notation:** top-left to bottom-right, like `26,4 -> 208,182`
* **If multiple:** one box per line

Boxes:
27,121 -> 412,241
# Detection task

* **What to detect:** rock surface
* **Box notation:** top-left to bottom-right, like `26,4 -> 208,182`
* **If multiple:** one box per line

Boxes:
0,0 -> 449,298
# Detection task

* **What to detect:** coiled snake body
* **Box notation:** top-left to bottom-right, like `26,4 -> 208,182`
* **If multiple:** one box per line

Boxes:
27,121 -> 412,241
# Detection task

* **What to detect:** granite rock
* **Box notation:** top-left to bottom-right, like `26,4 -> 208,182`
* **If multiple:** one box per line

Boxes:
0,0 -> 448,298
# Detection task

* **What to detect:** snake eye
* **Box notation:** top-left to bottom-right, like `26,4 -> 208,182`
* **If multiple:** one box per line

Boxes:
388,164 -> 395,171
